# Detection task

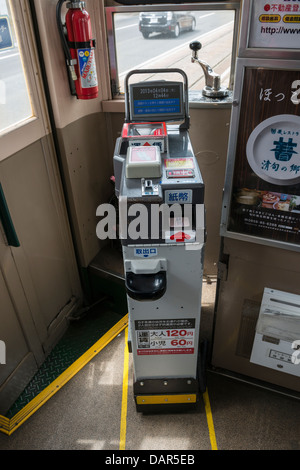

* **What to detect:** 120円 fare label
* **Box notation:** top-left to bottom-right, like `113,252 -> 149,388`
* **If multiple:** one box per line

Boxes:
135,318 -> 195,355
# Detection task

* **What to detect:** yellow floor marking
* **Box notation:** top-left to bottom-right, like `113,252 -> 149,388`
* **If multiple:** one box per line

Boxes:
203,388 -> 218,450
119,327 -> 129,450
0,315 -> 128,436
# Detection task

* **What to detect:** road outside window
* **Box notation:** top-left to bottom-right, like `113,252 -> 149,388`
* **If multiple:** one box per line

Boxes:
110,9 -> 235,94
0,0 -> 32,134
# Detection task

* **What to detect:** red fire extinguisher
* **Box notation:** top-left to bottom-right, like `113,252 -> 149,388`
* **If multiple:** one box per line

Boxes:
56,0 -> 98,100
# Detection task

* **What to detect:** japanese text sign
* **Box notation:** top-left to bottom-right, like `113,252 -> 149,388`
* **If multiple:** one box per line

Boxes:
228,67 -> 300,247
248,0 -> 300,49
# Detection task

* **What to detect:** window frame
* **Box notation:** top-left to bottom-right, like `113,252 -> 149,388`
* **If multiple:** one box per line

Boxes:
1,0 -> 50,162
105,1 -> 240,100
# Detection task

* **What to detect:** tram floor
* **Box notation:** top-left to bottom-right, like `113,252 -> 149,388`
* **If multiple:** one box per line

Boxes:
0,281 -> 299,451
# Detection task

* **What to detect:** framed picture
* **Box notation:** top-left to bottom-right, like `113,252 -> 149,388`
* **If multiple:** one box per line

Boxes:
221,59 -> 300,251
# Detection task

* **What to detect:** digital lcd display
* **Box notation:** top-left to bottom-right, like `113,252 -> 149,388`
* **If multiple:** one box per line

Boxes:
130,81 -> 184,121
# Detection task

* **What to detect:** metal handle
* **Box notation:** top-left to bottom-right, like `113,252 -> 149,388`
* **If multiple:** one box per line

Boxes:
189,41 -> 229,98
0,183 -> 20,247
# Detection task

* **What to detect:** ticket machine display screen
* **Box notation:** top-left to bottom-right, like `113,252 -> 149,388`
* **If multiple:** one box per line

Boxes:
129,81 -> 184,122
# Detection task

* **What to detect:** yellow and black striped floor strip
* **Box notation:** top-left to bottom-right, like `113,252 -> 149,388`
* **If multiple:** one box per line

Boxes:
118,328 -> 218,451
0,313 -> 128,436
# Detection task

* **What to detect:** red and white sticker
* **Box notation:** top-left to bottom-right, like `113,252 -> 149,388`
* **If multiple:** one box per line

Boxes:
164,230 -> 196,243
135,319 -> 195,355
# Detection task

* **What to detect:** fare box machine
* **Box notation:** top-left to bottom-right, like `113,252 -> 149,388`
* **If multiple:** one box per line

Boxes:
114,69 -> 206,412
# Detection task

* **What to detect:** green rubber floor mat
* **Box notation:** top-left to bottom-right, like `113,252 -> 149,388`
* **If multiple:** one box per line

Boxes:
5,307 -> 124,420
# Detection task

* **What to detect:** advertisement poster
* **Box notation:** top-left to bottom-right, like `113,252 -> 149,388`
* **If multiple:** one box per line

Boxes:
248,0 -> 300,49
228,67 -> 300,246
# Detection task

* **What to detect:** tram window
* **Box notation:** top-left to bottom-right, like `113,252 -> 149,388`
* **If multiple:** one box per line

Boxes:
105,3 -> 239,97
0,0 -> 33,134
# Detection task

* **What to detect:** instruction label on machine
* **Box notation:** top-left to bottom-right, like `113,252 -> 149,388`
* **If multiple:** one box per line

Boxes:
135,318 -> 195,355
165,158 -> 194,169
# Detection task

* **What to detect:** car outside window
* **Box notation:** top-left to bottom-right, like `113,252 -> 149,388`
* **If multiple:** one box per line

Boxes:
139,11 -> 196,39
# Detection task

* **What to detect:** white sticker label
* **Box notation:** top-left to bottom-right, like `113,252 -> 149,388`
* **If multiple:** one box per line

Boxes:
165,189 -> 192,204
78,48 -> 98,88
135,318 -> 195,355
129,140 -> 164,151
134,247 -> 158,258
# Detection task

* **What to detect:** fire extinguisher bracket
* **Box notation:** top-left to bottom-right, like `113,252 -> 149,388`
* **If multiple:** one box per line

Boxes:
67,39 -> 96,49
